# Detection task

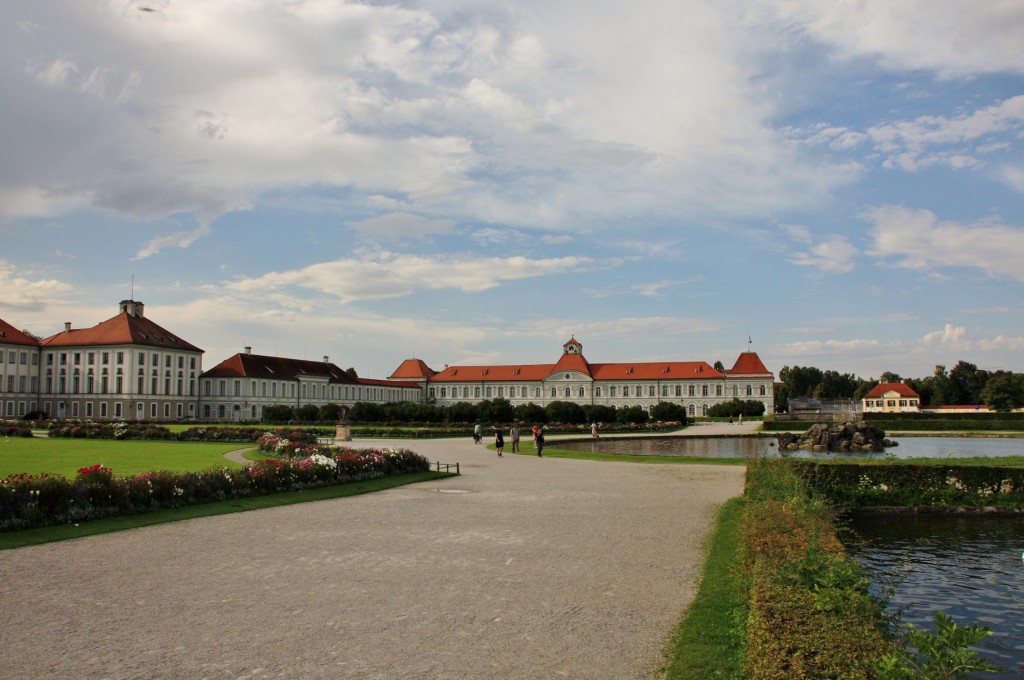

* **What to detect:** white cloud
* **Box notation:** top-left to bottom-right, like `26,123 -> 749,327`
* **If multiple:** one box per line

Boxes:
921,323 -> 969,348
800,96 -> 1024,172
756,0 -> 1024,77
224,252 -> 595,303
630,280 -> 678,298
869,96 -> 1024,171
0,261 -> 74,310
135,224 -> 211,259
1,0 -> 860,253
788,234 -> 858,274
864,205 -> 1024,282
977,335 -> 1024,352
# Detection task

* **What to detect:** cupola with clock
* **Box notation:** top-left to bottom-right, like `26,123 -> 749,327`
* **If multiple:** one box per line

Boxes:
563,337 -> 582,355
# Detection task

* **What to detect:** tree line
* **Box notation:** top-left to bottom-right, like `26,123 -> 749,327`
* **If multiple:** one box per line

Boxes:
261,399 -> 697,425
777,361 -> 1024,413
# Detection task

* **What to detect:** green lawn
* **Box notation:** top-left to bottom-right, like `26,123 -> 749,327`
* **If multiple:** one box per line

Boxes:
0,438 -> 249,479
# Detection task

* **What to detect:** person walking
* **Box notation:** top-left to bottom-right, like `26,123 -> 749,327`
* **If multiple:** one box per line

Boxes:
510,423 -> 520,454
473,422 -> 482,444
494,426 -> 505,457
535,426 -> 544,457
591,421 -> 599,439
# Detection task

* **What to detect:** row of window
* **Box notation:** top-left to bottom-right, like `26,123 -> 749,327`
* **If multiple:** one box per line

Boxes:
202,379 -> 417,403
6,400 -> 195,419
44,351 -> 198,370
429,383 -> 768,400
41,373 -> 197,396
2,375 -> 38,393
3,350 -> 36,365
865,399 -> 919,408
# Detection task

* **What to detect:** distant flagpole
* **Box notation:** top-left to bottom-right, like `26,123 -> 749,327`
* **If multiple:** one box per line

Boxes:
747,334 -> 752,351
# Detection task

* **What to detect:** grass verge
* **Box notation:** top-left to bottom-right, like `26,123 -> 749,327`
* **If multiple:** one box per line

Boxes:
0,470 -> 451,550
663,496 -> 747,679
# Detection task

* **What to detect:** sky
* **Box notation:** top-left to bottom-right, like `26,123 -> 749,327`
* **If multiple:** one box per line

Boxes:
2,0 -> 1023,383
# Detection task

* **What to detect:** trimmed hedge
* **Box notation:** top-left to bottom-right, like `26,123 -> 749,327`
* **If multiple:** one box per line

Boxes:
791,461 -> 1024,508
47,421 -> 331,443
863,412 -> 1024,421
865,419 -> 1024,431
743,458 -> 888,678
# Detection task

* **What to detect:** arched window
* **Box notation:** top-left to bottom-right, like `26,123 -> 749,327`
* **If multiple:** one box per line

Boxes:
759,385 -> 766,396
579,386 -> 585,397
551,387 -> 557,397
746,384 -> 753,396
688,404 -> 695,416
595,386 -> 602,397
564,387 -> 571,397
702,404 -> 709,416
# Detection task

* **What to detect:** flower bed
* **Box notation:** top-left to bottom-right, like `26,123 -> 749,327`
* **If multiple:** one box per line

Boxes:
1,420 -> 34,438
0,437 -> 431,531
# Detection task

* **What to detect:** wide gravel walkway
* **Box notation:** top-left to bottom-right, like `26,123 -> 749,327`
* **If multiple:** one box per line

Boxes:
0,427 -> 747,679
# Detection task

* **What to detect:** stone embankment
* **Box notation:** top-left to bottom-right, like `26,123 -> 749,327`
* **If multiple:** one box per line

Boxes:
777,421 -> 898,453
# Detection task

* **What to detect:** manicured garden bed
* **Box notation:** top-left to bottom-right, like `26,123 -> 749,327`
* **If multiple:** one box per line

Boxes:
1,432 -> 432,532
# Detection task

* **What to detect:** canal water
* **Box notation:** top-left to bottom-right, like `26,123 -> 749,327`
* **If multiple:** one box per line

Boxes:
558,435 -> 1024,459
847,514 -> 1024,678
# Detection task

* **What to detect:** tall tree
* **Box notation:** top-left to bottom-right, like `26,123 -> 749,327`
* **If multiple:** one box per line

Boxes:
948,361 -> 988,405
981,372 -> 1024,412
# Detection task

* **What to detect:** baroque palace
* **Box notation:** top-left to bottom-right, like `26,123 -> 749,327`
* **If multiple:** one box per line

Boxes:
1,300 -> 774,422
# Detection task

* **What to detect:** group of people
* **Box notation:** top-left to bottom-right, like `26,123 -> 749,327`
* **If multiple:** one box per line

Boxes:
473,422 -> 544,457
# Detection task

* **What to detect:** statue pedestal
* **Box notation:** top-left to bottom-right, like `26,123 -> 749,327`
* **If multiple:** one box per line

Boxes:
335,423 -> 352,442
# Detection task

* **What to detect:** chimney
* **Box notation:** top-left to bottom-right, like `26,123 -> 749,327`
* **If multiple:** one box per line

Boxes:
64,322 -> 71,333
244,346 -> 252,354
323,355 -> 329,363
119,300 -> 144,318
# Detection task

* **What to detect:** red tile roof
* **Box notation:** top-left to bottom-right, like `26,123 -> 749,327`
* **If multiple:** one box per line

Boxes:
726,352 -> 771,375
202,352 -> 357,382
41,310 -> 202,352
389,358 -> 437,380
417,358 -> 734,383
589,361 -> 722,380
0,318 -> 40,346
864,382 -> 920,399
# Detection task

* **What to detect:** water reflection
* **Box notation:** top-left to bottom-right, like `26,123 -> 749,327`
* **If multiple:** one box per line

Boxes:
558,435 -> 1024,459
847,515 -> 1024,678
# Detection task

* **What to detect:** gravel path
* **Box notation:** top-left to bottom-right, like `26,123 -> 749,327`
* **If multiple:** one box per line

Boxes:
0,428 -> 746,679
